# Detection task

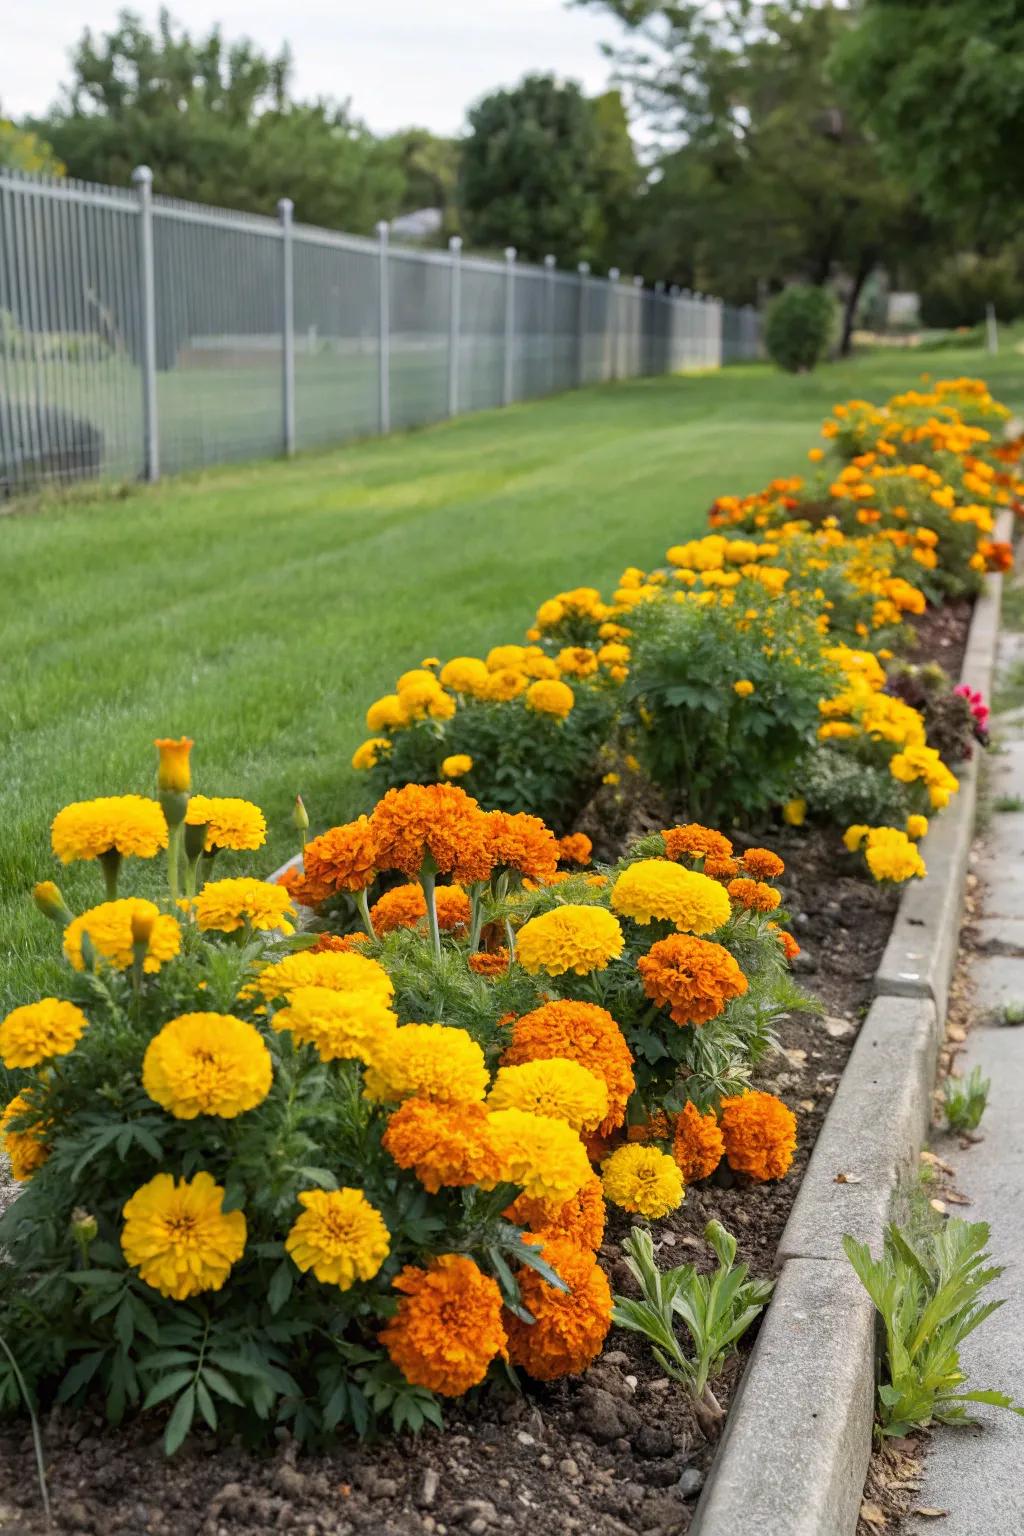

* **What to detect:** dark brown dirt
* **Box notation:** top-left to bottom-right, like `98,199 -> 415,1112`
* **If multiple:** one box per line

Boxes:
0,605 -> 972,1536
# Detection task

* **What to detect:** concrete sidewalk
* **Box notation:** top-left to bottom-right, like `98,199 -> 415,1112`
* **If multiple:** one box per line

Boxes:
905,628 -> 1024,1535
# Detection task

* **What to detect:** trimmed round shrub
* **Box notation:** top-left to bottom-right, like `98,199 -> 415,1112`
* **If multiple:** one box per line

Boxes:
764,285 -> 836,373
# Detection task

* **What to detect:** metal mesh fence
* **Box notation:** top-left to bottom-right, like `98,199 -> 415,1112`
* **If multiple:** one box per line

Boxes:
0,166 -> 761,496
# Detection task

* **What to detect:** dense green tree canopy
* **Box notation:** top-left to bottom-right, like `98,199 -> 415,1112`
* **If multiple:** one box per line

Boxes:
459,75 -> 639,267
832,0 -> 1024,237
0,119 -> 64,174
34,8 -> 405,232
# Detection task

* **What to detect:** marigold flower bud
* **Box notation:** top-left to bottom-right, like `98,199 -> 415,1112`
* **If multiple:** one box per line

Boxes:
154,737 -> 193,794
292,794 -> 309,831
130,908 -> 157,951
32,880 -> 71,927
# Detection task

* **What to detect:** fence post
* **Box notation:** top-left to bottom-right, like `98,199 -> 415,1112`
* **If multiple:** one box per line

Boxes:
131,165 -> 159,482
447,235 -> 462,418
544,253 -> 556,393
277,198 -> 296,456
502,246 -> 517,408
576,261 -> 589,387
376,220 -> 390,435
632,275 -> 644,376
608,268 -> 620,380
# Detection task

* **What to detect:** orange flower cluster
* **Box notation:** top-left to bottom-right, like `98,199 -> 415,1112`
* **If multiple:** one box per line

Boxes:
741,847 -> 785,880
505,1174 -> 606,1252
303,816 -> 378,894
671,1101 -> 725,1182
663,824 -> 734,863
636,933 -> 748,1027
557,833 -> 593,866
370,882 -> 471,935
504,1237 -> 612,1380
486,810 -> 560,883
467,947 -> 511,977
380,1254 -> 507,1396
720,1091 -> 797,1181
501,1000 -> 635,1139
370,783 -> 493,884
727,877 -> 782,913
381,1098 -> 503,1193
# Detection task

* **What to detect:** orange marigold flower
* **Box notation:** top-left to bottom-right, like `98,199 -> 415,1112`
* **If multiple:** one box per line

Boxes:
504,1173 -> 606,1251
434,885 -> 471,932
627,1111 -> 671,1143
501,1000 -> 634,1138
370,784 -> 493,884
504,1237 -> 612,1381
303,817 -> 378,893
557,833 -> 593,866
672,1101 -> 725,1182
703,856 -> 741,880
380,1255 -> 507,1396
727,877 -> 782,913
382,1098 -> 503,1193
636,934 -> 748,1026
276,864 -> 333,909
468,947 -> 510,976
663,824 -> 734,863
309,932 -> 369,954
720,1091 -> 797,1181
370,882 -> 426,934
741,848 -> 785,880
768,925 -> 801,962
486,810 -> 560,883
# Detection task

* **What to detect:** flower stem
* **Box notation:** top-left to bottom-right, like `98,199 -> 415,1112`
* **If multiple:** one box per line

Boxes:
356,887 -> 377,940
421,872 -> 442,961
166,825 -> 182,904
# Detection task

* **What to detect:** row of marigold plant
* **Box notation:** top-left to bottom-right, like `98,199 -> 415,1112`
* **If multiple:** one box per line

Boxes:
0,375 -> 1019,1450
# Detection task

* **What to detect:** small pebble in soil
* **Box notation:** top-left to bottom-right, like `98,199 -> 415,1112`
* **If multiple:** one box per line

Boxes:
632,1424 -> 676,1460
678,1466 -> 706,1499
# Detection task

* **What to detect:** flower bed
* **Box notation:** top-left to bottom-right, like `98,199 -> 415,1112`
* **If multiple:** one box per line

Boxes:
0,375 -> 1021,1533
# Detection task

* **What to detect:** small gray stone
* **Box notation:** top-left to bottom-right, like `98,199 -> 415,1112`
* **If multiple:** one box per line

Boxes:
418,1468 -> 439,1508
821,1015 -> 855,1038
677,1467 -> 704,1498
559,1458 -> 580,1479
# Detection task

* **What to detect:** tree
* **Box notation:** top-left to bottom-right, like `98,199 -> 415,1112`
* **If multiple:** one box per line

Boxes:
460,74 -> 634,267
833,0 -> 1024,240
34,8 -> 405,232
0,119 -> 64,174
379,128 -> 462,239
577,0 -> 933,350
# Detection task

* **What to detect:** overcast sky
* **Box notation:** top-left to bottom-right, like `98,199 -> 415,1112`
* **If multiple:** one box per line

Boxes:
2,0 -> 625,134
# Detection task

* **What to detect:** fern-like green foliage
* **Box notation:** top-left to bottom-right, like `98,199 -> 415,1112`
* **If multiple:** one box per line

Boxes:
942,1066 -> 989,1134
843,1219 -> 1024,1436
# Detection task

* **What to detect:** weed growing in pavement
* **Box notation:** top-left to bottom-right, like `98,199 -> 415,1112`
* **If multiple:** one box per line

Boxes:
843,1218 -> 1024,1436
942,1065 -> 990,1133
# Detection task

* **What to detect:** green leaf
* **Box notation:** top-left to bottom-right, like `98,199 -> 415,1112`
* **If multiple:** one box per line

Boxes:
196,1379 -> 218,1431
268,1261 -> 294,1316
164,1385 -> 196,1456
57,1350 -> 107,1403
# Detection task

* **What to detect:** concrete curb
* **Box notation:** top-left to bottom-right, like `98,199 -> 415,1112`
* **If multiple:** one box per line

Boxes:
692,536 -> 1009,1536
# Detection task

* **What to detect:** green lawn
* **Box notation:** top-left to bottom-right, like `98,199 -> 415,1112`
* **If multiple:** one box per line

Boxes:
4,340 -> 1023,1013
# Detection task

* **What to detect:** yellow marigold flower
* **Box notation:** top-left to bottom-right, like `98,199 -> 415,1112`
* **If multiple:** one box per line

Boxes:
488,1107 -> 593,1204
733,679 -> 755,698
501,1000 -> 634,1138
808,447 -> 825,462
382,1098 -> 503,1192
51,795 -> 168,864
783,797 -> 807,826
504,1236 -> 612,1381
601,1143 -> 684,1218
611,860 -> 731,934
397,668 -> 438,692
487,1058 -> 609,1135
863,828 -> 927,884
439,656 -> 490,696
364,1022 -> 489,1105
193,877 -> 295,935
906,814 -> 929,841
441,754 -> 473,779
254,949 -> 393,1005
485,666 -> 528,701
844,824 -> 871,852
380,1255 -> 507,1396
32,881 -> 71,925
121,1172 -> 246,1300
398,676 -> 454,720
672,1101 -> 725,1182
272,984 -> 397,1065
64,899 -> 180,974
516,905 -> 624,977
637,934 -> 748,1027
285,1188 -> 390,1290
602,772 -> 620,785
366,693 -> 409,732
525,679 -> 575,717
487,644 -> 527,671
142,1012 -> 272,1119
1,1093 -> 49,1180
154,737 -> 193,793
184,796 -> 267,852
557,646 -> 599,679
0,998 -> 88,1069
720,1091 -> 796,1181
352,737 -> 391,771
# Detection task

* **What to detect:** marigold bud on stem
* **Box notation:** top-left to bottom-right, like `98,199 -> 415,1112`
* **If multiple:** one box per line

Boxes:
32,880 -> 72,927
